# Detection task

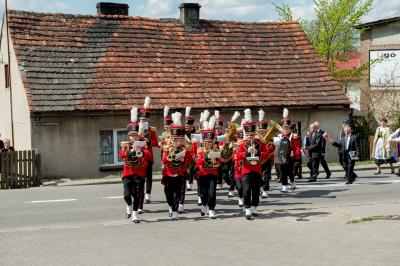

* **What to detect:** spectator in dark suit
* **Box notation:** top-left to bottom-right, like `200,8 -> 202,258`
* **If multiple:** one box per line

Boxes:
307,123 -> 322,182
314,122 -> 331,179
326,120 -> 360,184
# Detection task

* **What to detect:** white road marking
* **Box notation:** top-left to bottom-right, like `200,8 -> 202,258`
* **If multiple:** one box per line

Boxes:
26,199 -> 77,203
297,179 -> 400,189
103,196 -> 123,199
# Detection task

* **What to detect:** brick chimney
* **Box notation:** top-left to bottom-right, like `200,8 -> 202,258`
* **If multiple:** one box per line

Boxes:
96,2 -> 129,16
179,3 -> 201,29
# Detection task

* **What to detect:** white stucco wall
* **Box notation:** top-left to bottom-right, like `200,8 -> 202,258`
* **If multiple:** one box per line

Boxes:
0,19 -> 31,149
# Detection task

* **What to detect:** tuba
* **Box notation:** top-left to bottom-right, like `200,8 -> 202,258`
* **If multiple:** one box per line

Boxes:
263,120 -> 284,143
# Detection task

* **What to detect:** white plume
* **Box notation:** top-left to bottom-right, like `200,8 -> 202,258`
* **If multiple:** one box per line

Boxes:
130,106 -> 138,122
203,120 -> 209,130
172,112 -> 182,127
244,108 -> 252,123
231,111 -> 240,122
144,97 -> 151,109
214,110 -> 220,120
163,106 -> 169,118
258,109 -> 265,122
283,108 -> 289,118
203,110 -> 210,121
199,112 -> 204,123
185,107 -> 191,117
209,115 -> 216,130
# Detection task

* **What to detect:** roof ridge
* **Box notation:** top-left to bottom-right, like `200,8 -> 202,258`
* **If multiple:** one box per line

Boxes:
8,9 -> 300,25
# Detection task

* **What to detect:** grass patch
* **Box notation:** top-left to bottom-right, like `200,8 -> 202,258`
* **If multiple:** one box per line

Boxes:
347,215 -> 400,224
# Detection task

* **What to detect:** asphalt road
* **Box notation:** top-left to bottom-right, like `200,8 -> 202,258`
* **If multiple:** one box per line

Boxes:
1,169 -> 400,266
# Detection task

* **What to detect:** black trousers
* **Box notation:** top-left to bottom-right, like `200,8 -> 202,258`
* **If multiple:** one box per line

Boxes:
199,174 -> 217,210
188,161 -> 196,185
281,161 -> 294,185
275,163 -> 282,179
219,161 -> 235,190
320,155 -> 331,175
293,158 -> 302,178
164,175 -> 184,212
139,163 -> 153,209
179,172 -> 188,205
235,178 -> 243,198
307,156 -> 320,179
261,160 -> 272,191
242,172 -> 261,208
123,175 -> 145,211
343,152 -> 356,182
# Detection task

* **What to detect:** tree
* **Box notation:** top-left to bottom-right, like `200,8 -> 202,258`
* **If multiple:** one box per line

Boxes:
273,3 -> 294,22
274,0 -> 373,73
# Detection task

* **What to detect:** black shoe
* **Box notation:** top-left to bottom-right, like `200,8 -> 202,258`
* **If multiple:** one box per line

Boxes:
126,213 -> 131,219
251,213 -> 258,217
245,214 -> 252,220
345,180 -> 353,185
307,178 -> 316,182
132,219 -> 140,224
145,199 -> 150,204
297,175 -> 303,179
325,173 -> 331,179
396,173 -> 400,177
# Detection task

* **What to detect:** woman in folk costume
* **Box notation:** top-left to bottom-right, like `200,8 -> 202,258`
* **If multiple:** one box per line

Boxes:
138,97 -> 159,208
161,112 -> 192,221
256,109 -> 275,198
278,108 -> 301,192
217,110 -> 240,197
196,116 -> 222,219
120,107 -> 152,223
372,117 -> 395,174
236,109 -> 268,220
233,118 -> 245,208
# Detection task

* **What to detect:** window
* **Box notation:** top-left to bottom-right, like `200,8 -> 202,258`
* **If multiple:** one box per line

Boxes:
4,64 -> 10,88
99,129 -> 128,165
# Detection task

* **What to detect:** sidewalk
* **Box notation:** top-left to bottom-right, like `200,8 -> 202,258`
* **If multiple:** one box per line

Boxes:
43,162 -> 394,187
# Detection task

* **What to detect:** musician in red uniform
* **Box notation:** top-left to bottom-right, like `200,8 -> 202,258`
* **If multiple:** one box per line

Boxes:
233,119 -> 245,208
120,109 -> 152,224
236,109 -> 268,220
196,116 -> 221,219
278,108 -> 301,192
161,112 -> 192,221
256,109 -> 275,198
138,97 -> 159,210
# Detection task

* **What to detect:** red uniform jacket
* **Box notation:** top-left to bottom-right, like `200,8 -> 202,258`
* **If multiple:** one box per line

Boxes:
162,145 -> 191,177
120,147 -> 151,179
145,128 -> 159,162
233,148 -> 243,179
196,148 -> 221,177
289,133 -> 301,160
236,139 -> 268,176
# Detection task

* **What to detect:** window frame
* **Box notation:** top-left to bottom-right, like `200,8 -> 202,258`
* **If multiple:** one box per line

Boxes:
99,128 -> 127,168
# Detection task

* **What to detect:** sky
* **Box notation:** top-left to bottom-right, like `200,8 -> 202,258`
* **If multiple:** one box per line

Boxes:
0,0 -> 399,23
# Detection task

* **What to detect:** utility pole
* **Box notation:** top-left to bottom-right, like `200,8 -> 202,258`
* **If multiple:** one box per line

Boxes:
5,0 -> 15,146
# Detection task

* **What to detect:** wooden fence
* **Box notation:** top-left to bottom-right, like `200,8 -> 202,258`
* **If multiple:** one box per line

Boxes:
0,150 -> 41,189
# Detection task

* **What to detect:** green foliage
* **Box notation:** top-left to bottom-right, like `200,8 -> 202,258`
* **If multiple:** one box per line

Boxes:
275,0 -> 374,73
273,3 -> 294,21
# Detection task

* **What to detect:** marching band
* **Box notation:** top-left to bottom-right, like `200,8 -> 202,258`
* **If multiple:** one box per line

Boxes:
120,97 -> 304,222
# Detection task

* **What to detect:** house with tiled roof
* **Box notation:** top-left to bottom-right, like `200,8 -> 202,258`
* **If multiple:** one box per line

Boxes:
0,2 -> 351,178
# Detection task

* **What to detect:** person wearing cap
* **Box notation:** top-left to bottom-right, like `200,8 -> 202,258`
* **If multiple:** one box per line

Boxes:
278,108 -> 301,192
233,119 -> 245,208
214,110 -> 227,190
184,107 -> 196,192
236,109 -> 268,220
256,109 -> 275,198
161,112 -> 192,221
196,116 -> 221,219
326,120 -> 360,184
138,97 -> 159,207
217,110 -> 239,197
120,109 -> 152,224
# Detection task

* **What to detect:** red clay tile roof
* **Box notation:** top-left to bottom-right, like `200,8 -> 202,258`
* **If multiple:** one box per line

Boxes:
336,53 -> 361,71
8,10 -> 350,112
